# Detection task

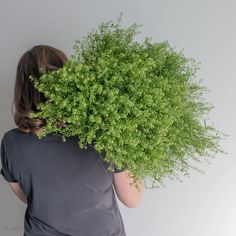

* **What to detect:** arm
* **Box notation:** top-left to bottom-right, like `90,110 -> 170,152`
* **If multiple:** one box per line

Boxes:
8,182 -> 28,205
113,170 -> 144,208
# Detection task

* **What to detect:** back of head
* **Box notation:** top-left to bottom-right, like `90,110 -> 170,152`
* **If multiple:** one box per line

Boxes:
12,45 -> 68,134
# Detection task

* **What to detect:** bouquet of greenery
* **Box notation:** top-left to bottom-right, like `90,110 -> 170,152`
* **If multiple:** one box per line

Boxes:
29,13 -> 227,189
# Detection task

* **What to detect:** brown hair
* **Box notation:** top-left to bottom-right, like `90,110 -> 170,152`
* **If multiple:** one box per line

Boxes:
12,45 -> 68,134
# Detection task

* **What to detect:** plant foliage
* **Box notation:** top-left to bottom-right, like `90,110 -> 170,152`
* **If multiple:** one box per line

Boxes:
28,13 -> 227,189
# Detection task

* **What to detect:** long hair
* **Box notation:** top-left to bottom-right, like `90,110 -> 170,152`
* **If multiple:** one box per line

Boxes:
12,45 -> 68,134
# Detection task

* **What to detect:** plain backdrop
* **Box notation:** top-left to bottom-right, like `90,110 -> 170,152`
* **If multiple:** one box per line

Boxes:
0,0 -> 235,236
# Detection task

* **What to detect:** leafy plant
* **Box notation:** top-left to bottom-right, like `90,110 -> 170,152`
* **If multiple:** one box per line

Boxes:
28,13 -> 228,189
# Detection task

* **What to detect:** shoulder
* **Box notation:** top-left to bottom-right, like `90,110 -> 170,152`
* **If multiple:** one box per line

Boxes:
1,128 -> 22,146
4,127 -> 30,137
3,128 -> 20,137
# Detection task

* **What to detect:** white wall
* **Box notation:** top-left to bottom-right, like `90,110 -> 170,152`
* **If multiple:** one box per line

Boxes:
0,0 -> 235,235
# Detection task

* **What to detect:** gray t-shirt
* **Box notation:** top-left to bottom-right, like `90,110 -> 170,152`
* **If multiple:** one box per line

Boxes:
0,128 -> 126,236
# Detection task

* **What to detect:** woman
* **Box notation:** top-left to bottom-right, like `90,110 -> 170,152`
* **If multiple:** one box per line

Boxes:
0,45 -> 144,236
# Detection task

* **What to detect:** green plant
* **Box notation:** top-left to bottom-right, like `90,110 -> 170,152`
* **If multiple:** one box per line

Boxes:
28,13 -> 228,189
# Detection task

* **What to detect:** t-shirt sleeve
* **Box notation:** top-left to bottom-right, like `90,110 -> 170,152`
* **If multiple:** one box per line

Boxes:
100,148 -> 126,173
0,135 -> 18,182
112,163 -> 126,173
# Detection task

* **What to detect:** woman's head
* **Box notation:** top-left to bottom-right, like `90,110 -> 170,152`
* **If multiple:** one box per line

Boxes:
12,45 -> 68,134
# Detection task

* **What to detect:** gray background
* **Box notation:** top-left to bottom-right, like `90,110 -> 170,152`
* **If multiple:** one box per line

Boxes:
0,0 -> 235,235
